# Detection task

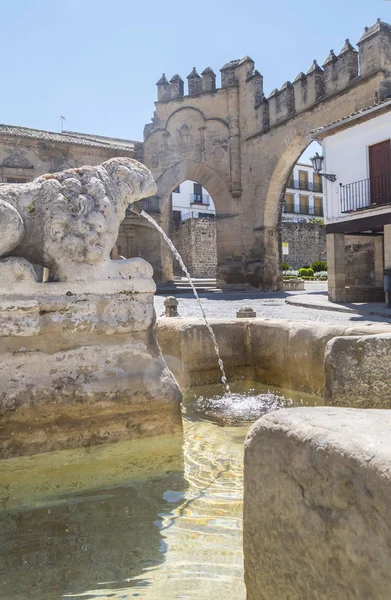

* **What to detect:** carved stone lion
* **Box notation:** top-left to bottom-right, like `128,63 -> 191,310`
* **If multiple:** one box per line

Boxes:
0,157 -> 157,282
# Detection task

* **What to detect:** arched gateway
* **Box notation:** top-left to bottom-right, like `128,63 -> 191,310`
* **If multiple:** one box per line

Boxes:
144,20 -> 391,289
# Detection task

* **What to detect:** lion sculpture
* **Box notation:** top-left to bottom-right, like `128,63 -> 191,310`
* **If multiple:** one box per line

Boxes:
0,157 -> 156,283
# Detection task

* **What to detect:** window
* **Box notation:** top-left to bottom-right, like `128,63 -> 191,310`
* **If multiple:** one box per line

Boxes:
284,193 -> 294,212
193,183 -> 203,202
298,170 -> 309,191
299,195 -> 309,214
6,177 -> 30,183
314,196 -> 323,216
173,185 -> 180,193
287,171 -> 294,189
313,173 -> 323,193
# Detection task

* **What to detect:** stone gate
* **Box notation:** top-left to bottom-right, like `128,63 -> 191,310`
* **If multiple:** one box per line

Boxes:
143,19 -> 391,289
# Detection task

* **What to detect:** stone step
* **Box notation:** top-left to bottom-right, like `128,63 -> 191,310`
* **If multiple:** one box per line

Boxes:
157,279 -> 220,294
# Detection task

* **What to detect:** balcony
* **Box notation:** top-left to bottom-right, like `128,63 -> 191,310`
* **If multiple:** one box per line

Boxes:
286,179 -> 323,193
340,174 -> 391,213
190,193 -> 210,205
181,210 -> 215,221
283,202 -> 324,217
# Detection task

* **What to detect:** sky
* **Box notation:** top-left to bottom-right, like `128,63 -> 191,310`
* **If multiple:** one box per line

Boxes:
0,0 -> 388,141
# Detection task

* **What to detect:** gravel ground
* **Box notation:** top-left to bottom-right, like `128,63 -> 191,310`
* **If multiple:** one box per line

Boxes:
154,283 -> 391,325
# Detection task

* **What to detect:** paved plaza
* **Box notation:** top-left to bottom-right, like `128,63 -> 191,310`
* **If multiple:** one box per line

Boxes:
155,283 -> 391,326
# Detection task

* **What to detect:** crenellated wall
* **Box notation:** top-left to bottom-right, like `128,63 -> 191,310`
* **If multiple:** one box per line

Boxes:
144,19 -> 391,289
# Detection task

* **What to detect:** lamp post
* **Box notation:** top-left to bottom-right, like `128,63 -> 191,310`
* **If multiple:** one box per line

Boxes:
310,152 -> 336,182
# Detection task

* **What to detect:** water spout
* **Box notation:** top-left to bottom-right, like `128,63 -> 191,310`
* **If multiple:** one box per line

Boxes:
136,209 -> 230,393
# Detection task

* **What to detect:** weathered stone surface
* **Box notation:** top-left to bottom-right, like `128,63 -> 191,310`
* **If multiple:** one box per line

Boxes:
325,333 -> 391,407
164,295 -> 179,317
244,407 -> 391,600
0,157 -> 156,282
236,306 -> 256,318
0,332 -> 182,458
250,320 -> 346,396
0,257 -> 38,285
0,258 -> 182,458
156,318 -> 250,388
0,200 -> 24,255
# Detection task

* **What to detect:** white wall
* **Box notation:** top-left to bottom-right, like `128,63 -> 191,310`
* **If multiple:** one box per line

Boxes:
322,110 -> 391,222
171,180 -> 216,215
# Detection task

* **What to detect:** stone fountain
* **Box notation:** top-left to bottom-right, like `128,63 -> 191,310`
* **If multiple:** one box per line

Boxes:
0,158 -> 182,459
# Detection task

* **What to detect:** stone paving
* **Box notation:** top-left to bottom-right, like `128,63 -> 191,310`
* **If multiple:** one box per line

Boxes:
154,283 -> 391,325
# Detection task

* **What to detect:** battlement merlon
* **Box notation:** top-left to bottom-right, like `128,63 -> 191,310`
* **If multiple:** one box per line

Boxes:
264,18 -> 391,129
147,19 -> 391,137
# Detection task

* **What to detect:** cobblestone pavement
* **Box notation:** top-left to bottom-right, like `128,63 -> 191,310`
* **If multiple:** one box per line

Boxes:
154,283 -> 391,325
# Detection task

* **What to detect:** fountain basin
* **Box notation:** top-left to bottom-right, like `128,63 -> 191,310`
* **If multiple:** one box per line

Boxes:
156,317 -> 391,405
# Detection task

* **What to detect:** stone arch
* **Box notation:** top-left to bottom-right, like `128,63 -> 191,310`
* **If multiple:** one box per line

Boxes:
264,135 -> 312,228
155,159 -> 236,284
261,135 -> 313,288
155,159 -> 233,214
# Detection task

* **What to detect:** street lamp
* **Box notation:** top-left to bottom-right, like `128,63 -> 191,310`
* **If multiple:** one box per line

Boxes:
310,152 -> 336,182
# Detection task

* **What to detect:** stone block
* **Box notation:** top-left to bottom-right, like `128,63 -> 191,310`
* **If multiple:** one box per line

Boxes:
324,333 -> 391,407
244,407 -> 391,600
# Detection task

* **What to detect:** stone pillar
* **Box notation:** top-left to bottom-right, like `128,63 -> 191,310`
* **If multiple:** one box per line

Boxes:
327,233 -> 346,303
374,234 -> 385,288
384,224 -> 391,269
164,296 -> 179,317
159,194 -> 174,283
226,87 -> 242,198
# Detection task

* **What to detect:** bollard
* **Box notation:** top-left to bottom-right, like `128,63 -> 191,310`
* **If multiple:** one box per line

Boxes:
236,306 -> 256,318
164,296 -> 179,317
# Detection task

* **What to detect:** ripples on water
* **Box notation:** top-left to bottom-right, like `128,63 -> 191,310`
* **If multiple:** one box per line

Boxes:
0,382 -> 320,600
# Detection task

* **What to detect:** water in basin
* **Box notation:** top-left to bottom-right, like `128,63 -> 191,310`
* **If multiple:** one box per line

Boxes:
0,382 -> 320,600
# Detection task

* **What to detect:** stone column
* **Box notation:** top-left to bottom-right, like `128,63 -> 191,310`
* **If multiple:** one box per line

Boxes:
159,194 -> 174,283
384,224 -> 391,269
327,233 -> 346,303
374,234 -> 384,288
226,87 -> 242,198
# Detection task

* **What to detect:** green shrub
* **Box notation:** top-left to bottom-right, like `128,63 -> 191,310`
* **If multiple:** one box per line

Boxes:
311,260 -> 327,273
298,267 -> 314,278
281,262 -> 292,271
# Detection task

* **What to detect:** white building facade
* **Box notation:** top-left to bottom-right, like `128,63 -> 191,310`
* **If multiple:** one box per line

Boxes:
171,180 -> 216,221
315,99 -> 391,302
283,162 -> 324,222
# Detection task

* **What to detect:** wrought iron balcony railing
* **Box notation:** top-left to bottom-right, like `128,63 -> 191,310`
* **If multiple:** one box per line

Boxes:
340,174 -> 391,213
283,202 -> 323,217
286,179 -> 323,193
181,210 -> 215,221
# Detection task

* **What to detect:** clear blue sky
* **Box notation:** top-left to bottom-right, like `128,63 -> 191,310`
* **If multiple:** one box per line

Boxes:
0,0 -> 388,141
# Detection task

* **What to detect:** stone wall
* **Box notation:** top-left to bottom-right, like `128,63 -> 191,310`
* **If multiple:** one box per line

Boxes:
116,213 -> 166,282
172,217 -> 217,278
244,407 -> 391,600
281,222 -> 326,269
